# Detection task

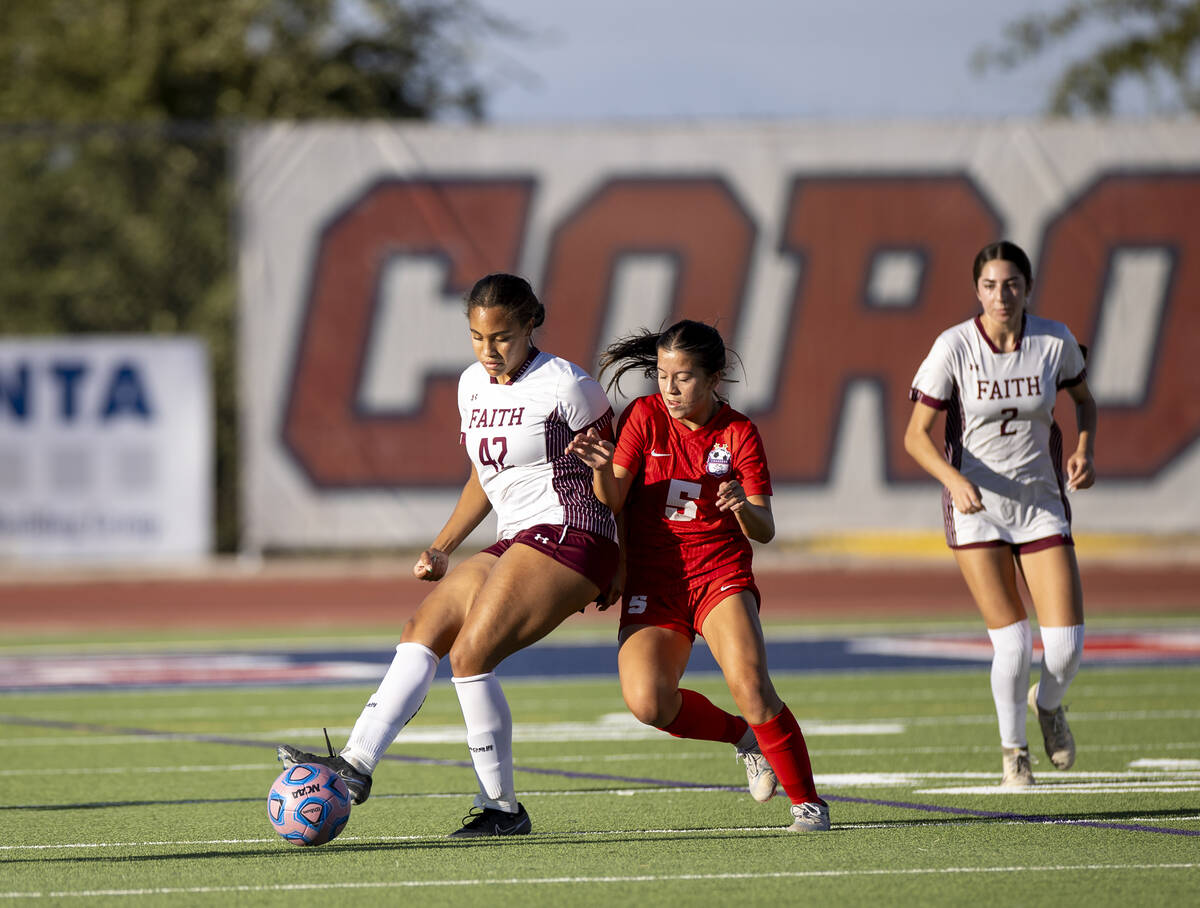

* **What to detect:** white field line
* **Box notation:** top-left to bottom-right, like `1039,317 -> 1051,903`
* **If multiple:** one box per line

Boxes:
2,863 -> 1198,899
0,715 -> 907,745
806,741 -> 1200,758
12,681 -> 1190,718
919,784 -> 1200,795
1129,758 -> 1200,770
5,814 -> 1200,855
11,705 -> 1184,745
3,734 -> 1200,761
904,708 -> 1200,726
3,761 -> 1197,785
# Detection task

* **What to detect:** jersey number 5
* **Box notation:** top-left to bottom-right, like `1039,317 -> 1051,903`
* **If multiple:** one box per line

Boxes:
665,479 -> 701,521
478,436 -> 508,472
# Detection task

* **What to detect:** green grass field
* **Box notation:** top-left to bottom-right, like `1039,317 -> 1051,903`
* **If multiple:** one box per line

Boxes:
1,621 -> 1198,906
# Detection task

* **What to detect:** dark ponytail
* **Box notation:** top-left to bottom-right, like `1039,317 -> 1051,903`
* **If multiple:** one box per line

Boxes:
599,319 -> 737,395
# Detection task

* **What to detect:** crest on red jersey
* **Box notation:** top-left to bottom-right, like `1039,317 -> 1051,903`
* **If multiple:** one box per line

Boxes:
705,443 -> 731,477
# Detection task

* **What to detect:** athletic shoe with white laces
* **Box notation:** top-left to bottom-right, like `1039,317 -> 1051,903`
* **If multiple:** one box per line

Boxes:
1000,746 -> 1035,788
448,803 -> 532,838
787,800 -> 831,832
276,743 -> 373,805
735,743 -> 779,803
1029,682 -> 1076,770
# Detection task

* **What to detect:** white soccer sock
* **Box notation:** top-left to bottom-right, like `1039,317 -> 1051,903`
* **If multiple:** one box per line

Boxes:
339,642 -> 439,775
452,671 -> 517,812
1036,624 -> 1085,711
987,619 -> 1033,749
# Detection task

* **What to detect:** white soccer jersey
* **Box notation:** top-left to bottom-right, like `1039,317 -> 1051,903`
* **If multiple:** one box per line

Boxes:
910,313 -> 1087,546
458,349 -> 617,543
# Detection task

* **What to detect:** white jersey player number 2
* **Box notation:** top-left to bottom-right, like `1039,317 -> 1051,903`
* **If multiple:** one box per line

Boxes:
665,479 -> 701,521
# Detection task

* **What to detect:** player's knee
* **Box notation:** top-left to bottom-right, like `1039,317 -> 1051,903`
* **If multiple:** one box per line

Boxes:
398,617 -> 421,644
988,619 -> 1033,669
621,685 -> 672,728
447,632 -> 495,678
724,672 -> 778,722
1041,627 -> 1083,678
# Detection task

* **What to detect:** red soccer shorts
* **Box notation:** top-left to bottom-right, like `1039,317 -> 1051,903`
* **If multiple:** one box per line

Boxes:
619,567 -> 761,642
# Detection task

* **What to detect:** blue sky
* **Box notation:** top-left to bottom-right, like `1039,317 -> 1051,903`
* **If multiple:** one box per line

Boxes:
473,0 -> 1159,123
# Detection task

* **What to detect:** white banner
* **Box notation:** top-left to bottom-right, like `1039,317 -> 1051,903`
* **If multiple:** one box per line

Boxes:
237,121 -> 1200,551
0,337 -> 212,560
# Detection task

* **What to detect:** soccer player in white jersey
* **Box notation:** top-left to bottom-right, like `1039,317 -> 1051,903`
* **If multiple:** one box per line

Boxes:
279,273 -> 619,836
904,241 -> 1097,788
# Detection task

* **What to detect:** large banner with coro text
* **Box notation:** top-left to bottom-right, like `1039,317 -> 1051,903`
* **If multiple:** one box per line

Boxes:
237,121 -> 1200,551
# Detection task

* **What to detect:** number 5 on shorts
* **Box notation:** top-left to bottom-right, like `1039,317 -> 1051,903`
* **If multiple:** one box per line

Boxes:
628,594 -> 648,615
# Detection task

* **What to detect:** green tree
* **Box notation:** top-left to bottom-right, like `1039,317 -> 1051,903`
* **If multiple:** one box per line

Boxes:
972,0 -> 1200,114
0,0 -> 516,551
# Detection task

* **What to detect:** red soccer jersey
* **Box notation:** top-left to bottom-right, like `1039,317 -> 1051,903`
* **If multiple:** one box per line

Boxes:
614,394 -> 772,593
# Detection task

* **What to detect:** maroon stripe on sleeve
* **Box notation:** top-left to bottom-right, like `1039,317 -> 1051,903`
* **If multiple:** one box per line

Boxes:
1058,368 -> 1087,390
910,388 -> 948,410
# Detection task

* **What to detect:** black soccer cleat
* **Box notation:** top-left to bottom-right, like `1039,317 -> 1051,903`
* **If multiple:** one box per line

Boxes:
447,802 -> 532,838
276,743 -> 373,806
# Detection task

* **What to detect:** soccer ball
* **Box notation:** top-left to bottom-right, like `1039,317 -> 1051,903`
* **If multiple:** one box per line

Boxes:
267,763 -> 351,846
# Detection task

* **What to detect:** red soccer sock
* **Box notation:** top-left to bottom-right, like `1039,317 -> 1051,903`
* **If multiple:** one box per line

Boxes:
751,705 -> 821,804
662,688 -> 749,744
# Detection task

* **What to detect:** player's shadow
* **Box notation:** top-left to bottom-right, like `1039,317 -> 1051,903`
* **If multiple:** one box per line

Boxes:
1,829 -> 811,867
855,807 -> 1195,827
2,796 -> 262,811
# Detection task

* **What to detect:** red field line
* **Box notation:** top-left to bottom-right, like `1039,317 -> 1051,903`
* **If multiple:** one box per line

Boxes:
0,562 -> 1195,632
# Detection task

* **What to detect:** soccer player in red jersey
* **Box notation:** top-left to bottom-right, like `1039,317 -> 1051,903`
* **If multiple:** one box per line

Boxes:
567,320 -> 829,832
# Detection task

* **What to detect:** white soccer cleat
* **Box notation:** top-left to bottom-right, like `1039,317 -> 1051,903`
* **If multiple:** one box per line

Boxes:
1000,746 -> 1035,788
787,800 -> 831,832
736,743 -> 779,802
1029,683 -> 1076,770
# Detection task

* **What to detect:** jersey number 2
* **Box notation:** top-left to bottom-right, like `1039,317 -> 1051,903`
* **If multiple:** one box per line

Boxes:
999,407 -> 1018,437
665,479 -> 701,521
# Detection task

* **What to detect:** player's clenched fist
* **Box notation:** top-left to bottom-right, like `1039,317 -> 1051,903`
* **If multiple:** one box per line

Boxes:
413,547 -> 449,581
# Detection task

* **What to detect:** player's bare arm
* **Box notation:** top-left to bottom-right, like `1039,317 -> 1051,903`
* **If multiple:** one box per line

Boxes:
414,464 -> 493,581
904,400 -> 985,514
1065,379 -> 1097,492
567,427 -> 634,513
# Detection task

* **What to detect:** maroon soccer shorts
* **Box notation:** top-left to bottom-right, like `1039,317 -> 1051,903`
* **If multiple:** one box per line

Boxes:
483,523 -> 618,592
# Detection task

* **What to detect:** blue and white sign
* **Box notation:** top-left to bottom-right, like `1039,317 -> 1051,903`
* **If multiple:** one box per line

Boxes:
0,337 -> 212,560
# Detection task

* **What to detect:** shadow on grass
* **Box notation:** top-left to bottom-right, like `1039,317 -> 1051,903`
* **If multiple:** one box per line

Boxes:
0,829 -> 796,866
852,807 -> 1199,826
2,796 -> 263,811
8,808 -> 1199,867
